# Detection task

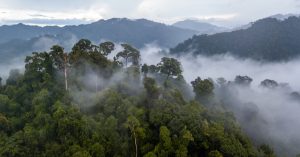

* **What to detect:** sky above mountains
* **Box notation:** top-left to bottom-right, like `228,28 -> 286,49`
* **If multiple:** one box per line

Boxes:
0,0 -> 300,27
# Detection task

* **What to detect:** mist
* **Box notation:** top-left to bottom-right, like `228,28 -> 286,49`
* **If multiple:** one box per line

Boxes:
180,54 -> 300,90
215,83 -> 300,156
140,45 -> 300,156
68,68 -> 139,109
1,42 -> 300,156
0,34 -> 80,81
0,57 -> 25,81
142,47 -> 300,90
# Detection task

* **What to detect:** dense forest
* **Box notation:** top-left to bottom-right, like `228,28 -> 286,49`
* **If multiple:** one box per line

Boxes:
171,16 -> 300,61
0,39 -> 278,157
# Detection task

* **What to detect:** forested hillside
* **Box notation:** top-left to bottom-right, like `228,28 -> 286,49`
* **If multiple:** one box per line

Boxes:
171,16 -> 300,61
0,19 -> 196,48
0,39 -> 274,157
0,18 -> 197,64
172,20 -> 227,34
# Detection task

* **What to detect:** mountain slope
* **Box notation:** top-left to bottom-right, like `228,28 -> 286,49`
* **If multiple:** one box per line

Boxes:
173,19 -> 227,34
0,18 -> 197,48
0,18 -> 197,64
269,13 -> 300,21
171,16 -> 300,61
0,23 -> 60,43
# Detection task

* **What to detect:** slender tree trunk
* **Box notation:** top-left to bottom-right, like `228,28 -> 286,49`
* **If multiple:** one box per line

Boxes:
133,131 -> 138,157
167,69 -> 171,80
164,73 -> 170,88
64,66 -> 68,91
96,75 -> 98,92
64,55 -> 68,91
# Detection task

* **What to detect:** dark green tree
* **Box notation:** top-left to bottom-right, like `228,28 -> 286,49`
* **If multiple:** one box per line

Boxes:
191,77 -> 214,102
124,115 -> 145,157
154,126 -> 173,156
157,57 -> 182,80
141,64 -> 149,77
72,39 -> 93,52
143,77 -> 159,101
260,79 -> 278,89
259,144 -> 275,157
234,75 -> 253,86
50,45 -> 70,91
116,44 -> 140,67
99,41 -> 115,56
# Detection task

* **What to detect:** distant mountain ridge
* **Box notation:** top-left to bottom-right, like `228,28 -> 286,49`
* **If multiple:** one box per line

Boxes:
171,16 -> 300,61
269,13 -> 300,21
0,23 -> 61,43
172,19 -> 227,34
0,18 -> 197,64
0,18 -> 197,48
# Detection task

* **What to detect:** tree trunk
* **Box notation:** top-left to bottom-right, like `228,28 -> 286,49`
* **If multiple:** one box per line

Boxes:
64,66 -> 68,91
96,75 -> 98,92
64,55 -> 68,91
133,131 -> 138,157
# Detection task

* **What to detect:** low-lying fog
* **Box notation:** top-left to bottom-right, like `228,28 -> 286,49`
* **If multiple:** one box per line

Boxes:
141,44 -> 300,90
141,44 -> 300,156
0,57 -> 24,81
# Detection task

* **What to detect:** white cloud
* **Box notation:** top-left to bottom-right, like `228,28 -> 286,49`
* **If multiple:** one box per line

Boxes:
0,0 -> 300,26
136,0 -> 300,26
0,6 -> 109,25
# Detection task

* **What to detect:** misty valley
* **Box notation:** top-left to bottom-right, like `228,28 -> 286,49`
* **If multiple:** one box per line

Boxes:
1,4 -> 300,157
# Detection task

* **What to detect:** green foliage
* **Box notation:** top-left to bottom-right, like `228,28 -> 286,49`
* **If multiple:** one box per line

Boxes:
0,40 -> 272,157
143,77 -> 160,101
0,113 -> 10,132
116,44 -> 140,67
191,77 -> 214,102
258,144 -> 275,157
141,64 -> 149,77
208,150 -> 223,157
99,41 -> 115,56
157,57 -> 182,80
0,77 -> 2,87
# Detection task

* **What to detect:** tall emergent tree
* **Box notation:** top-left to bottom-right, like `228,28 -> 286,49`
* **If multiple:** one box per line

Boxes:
50,45 -> 70,91
191,77 -> 214,102
117,44 -> 140,67
99,41 -> 115,56
124,115 -> 145,157
24,52 -> 54,90
157,57 -> 182,80
90,41 -> 115,92
141,64 -> 149,77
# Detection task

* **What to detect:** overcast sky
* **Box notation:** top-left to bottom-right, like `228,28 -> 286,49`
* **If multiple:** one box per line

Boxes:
0,0 -> 299,27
